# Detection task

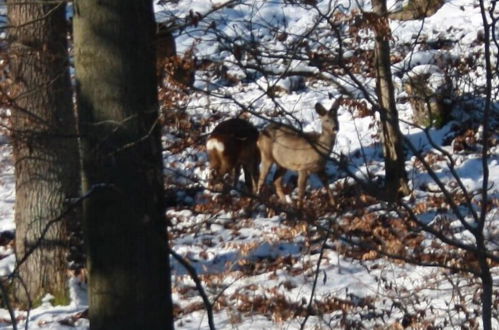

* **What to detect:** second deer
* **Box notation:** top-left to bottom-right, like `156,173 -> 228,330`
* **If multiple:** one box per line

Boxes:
257,97 -> 342,208
206,118 -> 260,193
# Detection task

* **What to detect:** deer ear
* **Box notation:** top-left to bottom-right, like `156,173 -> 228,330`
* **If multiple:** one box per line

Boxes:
315,103 -> 327,116
330,96 -> 342,113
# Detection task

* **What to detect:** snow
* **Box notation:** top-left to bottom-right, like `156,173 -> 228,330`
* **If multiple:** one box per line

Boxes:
0,0 -> 498,328
0,144 -> 14,233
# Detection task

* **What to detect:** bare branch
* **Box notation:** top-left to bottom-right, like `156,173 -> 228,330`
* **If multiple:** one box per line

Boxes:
169,249 -> 216,330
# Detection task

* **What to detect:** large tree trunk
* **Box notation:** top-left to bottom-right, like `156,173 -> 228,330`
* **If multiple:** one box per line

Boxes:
73,1 -> 174,329
7,0 -> 80,306
372,0 -> 411,200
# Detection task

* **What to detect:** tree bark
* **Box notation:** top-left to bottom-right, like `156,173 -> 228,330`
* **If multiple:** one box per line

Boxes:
7,0 -> 80,306
73,1 -> 174,329
372,0 -> 411,200
477,238 -> 493,330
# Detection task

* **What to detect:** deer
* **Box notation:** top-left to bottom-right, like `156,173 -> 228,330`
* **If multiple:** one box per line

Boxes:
257,97 -> 342,208
206,118 -> 260,193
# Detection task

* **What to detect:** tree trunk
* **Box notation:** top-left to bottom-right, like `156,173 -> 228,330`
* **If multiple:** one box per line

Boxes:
478,248 -> 493,330
372,0 -> 411,200
73,1 -> 174,329
7,0 -> 80,306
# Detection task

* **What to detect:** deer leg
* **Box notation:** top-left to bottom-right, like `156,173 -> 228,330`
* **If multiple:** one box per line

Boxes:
242,165 -> 253,193
207,150 -> 221,190
257,158 -> 272,194
296,171 -> 308,208
317,170 -> 334,205
273,166 -> 287,203
209,169 -> 218,190
251,156 -> 260,194
244,158 -> 260,194
232,164 -> 242,190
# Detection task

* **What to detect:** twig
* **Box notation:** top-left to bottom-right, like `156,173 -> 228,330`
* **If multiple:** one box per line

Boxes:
170,249 -> 216,330
0,279 -> 17,330
4,1 -> 64,31
403,137 -> 473,232
9,184 -> 106,279
0,184 -> 105,329
16,275 -> 31,330
400,119 -> 480,223
300,218 -> 333,330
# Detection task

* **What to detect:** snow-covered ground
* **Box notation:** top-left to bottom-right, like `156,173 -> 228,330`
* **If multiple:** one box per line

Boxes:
0,0 -> 498,328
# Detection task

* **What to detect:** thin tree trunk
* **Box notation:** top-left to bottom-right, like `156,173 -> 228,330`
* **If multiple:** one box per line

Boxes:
477,1 -> 493,328
7,0 -> 79,306
372,0 -> 411,200
73,1 -> 174,328
477,237 -> 493,330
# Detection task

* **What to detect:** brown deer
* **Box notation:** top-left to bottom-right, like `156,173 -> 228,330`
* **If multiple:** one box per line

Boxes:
257,97 -> 342,208
206,118 -> 260,193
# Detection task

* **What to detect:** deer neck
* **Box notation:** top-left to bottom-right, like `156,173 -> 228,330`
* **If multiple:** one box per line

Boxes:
317,130 -> 336,152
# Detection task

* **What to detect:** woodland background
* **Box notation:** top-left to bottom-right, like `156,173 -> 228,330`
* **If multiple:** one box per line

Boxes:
0,0 -> 497,329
